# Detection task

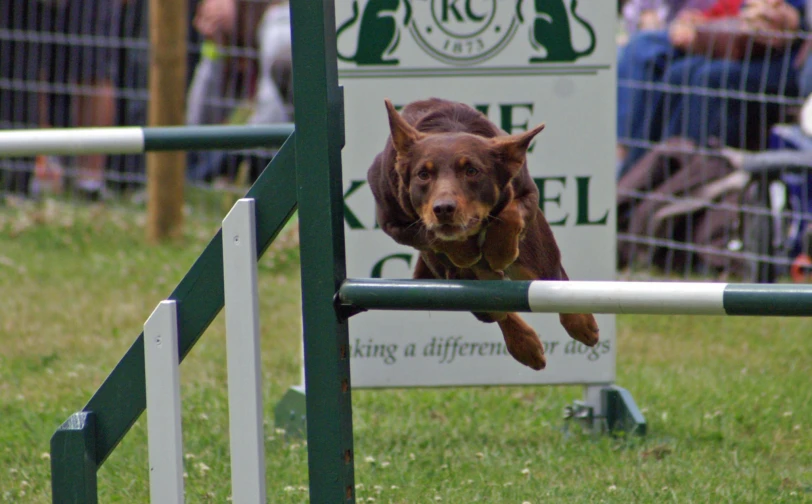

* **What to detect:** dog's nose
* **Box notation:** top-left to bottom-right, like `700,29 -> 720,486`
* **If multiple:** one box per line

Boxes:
433,199 -> 457,220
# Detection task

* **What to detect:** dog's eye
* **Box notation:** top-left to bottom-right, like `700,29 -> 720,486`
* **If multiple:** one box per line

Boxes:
417,169 -> 431,180
465,166 -> 479,177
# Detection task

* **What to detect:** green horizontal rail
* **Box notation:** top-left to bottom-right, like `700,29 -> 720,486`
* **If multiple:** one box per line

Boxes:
143,124 -> 294,151
723,283 -> 812,316
339,279 -> 532,313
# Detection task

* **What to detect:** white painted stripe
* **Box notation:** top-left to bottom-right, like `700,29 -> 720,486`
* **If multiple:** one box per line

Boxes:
222,199 -> 267,504
144,300 -> 185,504
0,127 -> 144,156
527,281 -> 727,315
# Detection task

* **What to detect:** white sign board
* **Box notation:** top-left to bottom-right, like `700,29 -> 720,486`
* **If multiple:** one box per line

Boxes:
337,0 -> 616,387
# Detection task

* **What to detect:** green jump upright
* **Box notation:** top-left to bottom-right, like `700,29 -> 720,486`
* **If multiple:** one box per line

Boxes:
48,1 -> 355,501
49,142 -> 298,503
290,0 -> 356,502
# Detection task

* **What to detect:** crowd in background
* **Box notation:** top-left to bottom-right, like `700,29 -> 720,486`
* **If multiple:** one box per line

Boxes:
0,0 -> 290,199
1,0 -> 809,191
617,0 -> 812,175
0,0 -> 810,280
616,0 -> 812,282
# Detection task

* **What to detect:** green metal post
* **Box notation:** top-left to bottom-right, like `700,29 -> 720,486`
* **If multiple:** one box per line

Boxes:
290,0 -> 355,502
50,412 -> 97,504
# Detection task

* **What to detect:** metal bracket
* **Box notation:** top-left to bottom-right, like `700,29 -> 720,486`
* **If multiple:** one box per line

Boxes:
333,291 -> 367,321
564,385 -> 647,437
563,400 -> 595,425
273,385 -> 307,438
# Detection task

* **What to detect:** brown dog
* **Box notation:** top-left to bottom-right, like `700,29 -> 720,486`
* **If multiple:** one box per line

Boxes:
366,98 -> 599,370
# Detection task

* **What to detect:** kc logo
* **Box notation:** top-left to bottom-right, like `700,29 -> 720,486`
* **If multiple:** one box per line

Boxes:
409,0 -> 520,65
337,0 -> 596,67
437,0 -> 488,22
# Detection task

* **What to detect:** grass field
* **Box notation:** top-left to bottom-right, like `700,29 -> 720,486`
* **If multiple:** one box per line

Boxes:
0,199 -> 810,503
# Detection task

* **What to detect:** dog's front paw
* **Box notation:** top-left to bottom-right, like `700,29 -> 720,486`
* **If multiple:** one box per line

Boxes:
432,236 -> 482,268
482,232 -> 520,272
482,202 -> 524,271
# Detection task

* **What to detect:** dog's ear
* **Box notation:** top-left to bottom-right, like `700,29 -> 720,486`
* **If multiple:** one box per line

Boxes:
385,99 -> 423,156
491,122 -> 546,177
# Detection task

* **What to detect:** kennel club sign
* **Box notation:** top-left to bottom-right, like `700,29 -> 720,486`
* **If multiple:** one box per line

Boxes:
336,0 -> 616,388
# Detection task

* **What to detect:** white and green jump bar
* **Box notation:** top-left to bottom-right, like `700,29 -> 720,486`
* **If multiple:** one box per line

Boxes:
0,124 -> 294,156
338,279 -> 812,316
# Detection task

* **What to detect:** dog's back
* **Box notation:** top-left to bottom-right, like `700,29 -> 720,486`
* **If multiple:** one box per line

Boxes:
398,98 -> 501,138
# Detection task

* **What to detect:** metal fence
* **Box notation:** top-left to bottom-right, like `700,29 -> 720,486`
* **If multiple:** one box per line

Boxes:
617,25 -> 812,284
1,4 -> 811,282
0,0 -> 279,212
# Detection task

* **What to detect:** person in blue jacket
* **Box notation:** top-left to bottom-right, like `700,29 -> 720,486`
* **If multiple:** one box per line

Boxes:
617,0 -> 806,178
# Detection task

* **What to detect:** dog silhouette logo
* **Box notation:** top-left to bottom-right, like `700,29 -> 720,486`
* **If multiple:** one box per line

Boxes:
337,0 -> 413,65
336,0 -> 597,67
528,0 -> 596,63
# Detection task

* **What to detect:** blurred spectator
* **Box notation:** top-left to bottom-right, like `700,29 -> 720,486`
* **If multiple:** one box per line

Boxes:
0,2 -> 41,130
185,0 -> 237,129
107,0 -> 205,192
0,1 -> 42,193
29,0 -> 122,198
617,0 -> 805,178
793,0 -> 812,134
187,0 -> 268,129
798,0 -> 812,98
186,0 -> 291,182
116,0 -> 204,129
248,0 -> 292,125
27,0 -> 205,197
621,0 -> 716,40
617,0 -> 716,164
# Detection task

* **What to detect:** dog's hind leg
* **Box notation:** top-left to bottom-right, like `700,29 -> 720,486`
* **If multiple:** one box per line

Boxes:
554,265 -> 599,346
507,262 -> 599,347
416,256 -> 547,370
458,265 -> 505,323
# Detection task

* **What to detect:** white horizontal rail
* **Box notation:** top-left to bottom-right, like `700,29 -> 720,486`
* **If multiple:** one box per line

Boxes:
0,127 -> 144,156
527,281 -> 726,315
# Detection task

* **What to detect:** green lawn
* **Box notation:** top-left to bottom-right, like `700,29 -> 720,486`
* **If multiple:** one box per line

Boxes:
0,199 -> 810,503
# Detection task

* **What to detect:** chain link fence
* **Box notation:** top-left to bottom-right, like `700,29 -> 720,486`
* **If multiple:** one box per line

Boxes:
0,0 -> 281,217
617,24 -> 812,284
2,3 -> 810,282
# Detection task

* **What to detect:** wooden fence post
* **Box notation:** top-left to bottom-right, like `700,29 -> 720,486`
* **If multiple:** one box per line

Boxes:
147,0 -> 188,242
